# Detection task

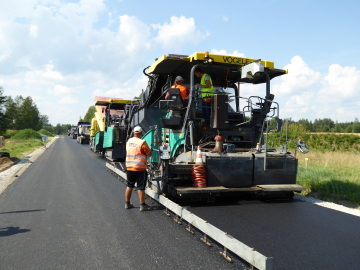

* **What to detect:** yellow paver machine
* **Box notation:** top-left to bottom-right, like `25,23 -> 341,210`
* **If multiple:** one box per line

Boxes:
114,52 -> 308,200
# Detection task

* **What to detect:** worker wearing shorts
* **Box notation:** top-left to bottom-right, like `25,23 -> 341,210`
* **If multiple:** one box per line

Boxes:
125,126 -> 152,211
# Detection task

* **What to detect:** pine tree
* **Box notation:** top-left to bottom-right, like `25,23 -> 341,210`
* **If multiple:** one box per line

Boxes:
353,118 -> 360,133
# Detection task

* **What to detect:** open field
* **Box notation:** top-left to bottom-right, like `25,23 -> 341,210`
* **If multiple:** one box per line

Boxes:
295,151 -> 360,208
2,138 -> 51,160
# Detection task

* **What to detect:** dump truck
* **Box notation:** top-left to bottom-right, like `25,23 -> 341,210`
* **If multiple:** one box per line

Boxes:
69,126 -> 78,139
76,121 -> 91,144
122,51 -> 307,200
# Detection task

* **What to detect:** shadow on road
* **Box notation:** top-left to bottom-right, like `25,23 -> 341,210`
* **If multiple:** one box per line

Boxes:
0,226 -> 30,237
0,209 -> 46,215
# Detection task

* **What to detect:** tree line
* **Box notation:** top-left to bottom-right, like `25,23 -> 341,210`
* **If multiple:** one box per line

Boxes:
0,89 -> 73,135
286,118 -> 360,133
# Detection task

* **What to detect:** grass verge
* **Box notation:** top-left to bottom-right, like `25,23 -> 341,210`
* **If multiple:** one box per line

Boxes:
2,138 -> 51,160
296,151 -> 360,208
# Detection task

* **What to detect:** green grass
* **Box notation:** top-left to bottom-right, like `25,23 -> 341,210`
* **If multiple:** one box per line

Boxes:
297,165 -> 360,206
2,139 -> 46,159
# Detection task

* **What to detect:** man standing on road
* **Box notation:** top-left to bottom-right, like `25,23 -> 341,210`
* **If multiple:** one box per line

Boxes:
194,68 -> 214,120
125,126 -> 152,211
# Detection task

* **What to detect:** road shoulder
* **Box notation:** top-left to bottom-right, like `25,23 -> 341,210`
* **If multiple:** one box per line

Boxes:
0,136 -> 59,195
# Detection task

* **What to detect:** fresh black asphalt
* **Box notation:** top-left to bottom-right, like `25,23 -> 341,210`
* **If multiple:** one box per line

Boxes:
0,136 -> 249,270
185,193 -> 360,269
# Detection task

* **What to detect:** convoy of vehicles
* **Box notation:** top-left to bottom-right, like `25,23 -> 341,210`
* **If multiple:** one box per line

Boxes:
72,51 -> 307,201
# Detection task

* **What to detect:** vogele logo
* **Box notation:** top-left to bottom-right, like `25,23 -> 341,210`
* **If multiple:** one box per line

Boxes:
222,56 -> 249,65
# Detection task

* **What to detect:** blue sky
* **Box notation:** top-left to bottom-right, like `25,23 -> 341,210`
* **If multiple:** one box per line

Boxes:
0,0 -> 359,125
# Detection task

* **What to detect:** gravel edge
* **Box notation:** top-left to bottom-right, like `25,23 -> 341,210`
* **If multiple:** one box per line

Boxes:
294,194 -> 360,217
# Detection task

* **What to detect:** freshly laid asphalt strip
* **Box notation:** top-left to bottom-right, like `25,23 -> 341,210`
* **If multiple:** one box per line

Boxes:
0,136 -> 248,270
183,198 -> 360,270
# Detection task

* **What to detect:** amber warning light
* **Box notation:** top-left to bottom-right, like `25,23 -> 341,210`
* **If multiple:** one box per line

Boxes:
204,51 -> 210,59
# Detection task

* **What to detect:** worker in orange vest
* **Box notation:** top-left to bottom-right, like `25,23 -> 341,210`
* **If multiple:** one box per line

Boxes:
165,76 -> 189,105
125,126 -> 153,211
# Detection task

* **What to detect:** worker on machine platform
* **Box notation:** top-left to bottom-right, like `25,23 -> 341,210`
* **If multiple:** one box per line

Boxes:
125,126 -> 152,211
194,67 -> 214,120
165,75 -> 189,105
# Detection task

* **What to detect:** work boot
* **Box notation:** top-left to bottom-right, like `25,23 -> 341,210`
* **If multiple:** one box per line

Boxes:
140,204 -> 152,212
125,202 -> 134,209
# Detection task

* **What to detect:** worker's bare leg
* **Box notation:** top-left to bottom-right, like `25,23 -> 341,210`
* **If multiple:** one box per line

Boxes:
125,187 -> 133,202
138,190 -> 145,204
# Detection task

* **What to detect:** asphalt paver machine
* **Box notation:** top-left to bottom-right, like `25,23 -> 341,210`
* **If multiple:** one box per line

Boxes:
90,96 -> 139,161
127,52 -> 306,200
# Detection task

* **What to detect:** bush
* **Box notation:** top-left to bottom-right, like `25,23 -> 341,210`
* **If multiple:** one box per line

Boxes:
38,129 -> 55,137
267,123 -> 360,152
3,130 -> 20,139
12,129 -> 42,140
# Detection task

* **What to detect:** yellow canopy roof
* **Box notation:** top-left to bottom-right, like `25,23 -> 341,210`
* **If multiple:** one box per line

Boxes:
147,52 -> 287,85
94,99 -> 139,109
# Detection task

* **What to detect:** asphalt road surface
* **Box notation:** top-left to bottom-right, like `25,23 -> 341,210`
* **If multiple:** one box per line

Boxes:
0,136 -> 248,270
185,198 -> 360,269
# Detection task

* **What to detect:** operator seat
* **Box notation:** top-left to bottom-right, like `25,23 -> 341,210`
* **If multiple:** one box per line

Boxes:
161,88 -> 185,128
166,88 -> 184,110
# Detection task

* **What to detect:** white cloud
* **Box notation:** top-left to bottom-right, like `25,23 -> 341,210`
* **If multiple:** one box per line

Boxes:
24,64 -> 63,86
337,108 -> 345,114
118,15 -> 152,53
271,58 -> 360,122
0,52 -> 10,62
221,16 -> 228,22
211,49 -> 245,57
272,56 -> 321,96
29,25 -> 38,37
320,64 -> 360,100
283,92 -> 315,114
153,16 -> 209,52
58,96 -> 79,104
108,12 -> 116,26
50,85 -> 71,96
103,75 -> 148,99
92,89 -> 104,97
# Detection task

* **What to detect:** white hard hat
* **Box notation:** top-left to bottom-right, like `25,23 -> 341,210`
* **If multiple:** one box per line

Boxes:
175,76 -> 184,81
134,126 -> 142,133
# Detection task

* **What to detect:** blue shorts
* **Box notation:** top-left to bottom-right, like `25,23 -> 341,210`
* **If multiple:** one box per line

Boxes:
126,170 -> 147,190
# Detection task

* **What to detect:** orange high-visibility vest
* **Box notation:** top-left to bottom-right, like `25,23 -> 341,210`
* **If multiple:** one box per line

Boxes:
126,137 -> 147,170
171,85 -> 188,100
